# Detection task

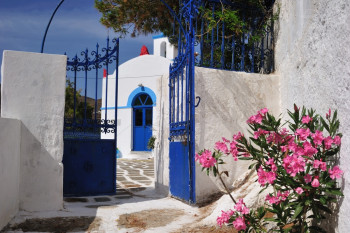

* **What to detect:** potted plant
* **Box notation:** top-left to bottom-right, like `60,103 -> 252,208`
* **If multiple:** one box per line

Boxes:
147,136 -> 156,158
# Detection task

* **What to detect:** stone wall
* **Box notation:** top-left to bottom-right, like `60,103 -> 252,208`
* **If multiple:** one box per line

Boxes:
275,0 -> 350,231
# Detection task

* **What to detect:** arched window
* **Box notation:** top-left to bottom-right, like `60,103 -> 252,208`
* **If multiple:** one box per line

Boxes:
132,94 -> 153,107
160,41 -> 167,58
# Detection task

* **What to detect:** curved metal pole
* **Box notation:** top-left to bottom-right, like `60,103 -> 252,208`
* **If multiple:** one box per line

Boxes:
41,0 -> 65,53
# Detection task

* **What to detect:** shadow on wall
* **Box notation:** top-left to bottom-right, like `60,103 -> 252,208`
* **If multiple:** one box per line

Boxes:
19,123 -> 63,211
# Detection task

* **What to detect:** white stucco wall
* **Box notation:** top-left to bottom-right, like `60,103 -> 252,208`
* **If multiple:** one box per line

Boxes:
154,74 -> 170,195
101,55 -> 171,157
1,50 -> 66,212
0,118 -> 21,230
194,67 -> 280,203
275,0 -> 350,231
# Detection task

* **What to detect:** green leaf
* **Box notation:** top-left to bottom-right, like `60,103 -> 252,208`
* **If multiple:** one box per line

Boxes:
238,157 -> 252,160
248,163 -> 256,169
264,218 -> 278,222
292,203 -> 303,220
320,197 -> 326,205
326,189 -> 343,196
320,117 -> 330,132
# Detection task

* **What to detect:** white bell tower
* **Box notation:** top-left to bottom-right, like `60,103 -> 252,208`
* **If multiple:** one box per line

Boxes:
153,33 -> 177,60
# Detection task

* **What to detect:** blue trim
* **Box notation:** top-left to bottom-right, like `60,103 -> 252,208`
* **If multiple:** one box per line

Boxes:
101,87 -> 156,110
101,104 -> 155,110
126,87 -> 156,108
152,33 -> 165,39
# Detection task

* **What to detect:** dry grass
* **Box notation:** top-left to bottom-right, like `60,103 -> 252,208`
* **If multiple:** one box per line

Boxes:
117,209 -> 184,230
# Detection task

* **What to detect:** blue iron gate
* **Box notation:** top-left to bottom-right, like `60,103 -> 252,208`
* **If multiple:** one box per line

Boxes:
161,0 -> 199,204
63,38 -> 119,196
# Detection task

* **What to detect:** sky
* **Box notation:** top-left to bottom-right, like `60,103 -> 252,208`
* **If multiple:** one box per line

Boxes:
0,0 -> 158,85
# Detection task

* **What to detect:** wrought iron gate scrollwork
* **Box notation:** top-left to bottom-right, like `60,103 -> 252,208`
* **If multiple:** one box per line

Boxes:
162,0 -> 199,204
63,38 -> 119,197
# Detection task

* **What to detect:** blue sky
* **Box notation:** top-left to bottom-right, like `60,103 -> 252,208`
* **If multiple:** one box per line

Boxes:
0,0 -> 157,84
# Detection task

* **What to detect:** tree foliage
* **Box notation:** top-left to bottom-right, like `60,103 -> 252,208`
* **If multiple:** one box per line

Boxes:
65,80 -> 93,119
95,0 -> 178,37
94,0 -> 275,39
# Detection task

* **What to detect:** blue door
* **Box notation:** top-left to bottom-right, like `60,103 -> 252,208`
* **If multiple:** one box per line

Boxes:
133,94 -> 153,151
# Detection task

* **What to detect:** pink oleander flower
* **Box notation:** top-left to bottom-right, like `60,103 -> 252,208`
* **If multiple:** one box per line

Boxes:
254,128 -> 269,139
215,141 -> 229,154
280,128 -> 289,135
257,167 -> 276,186
303,141 -> 318,157
230,140 -> 239,160
222,137 -> 230,143
259,108 -> 269,116
242,153 -> 250,157
266,158 -> 277,172
233,132 -> 244,141
277,190 -> 290,201
283,154 -> 306,177
217,209 -> 234,227
323,136 -> 333,149
267,132 -> 283,144
313,159 -> 327,171
333,135 -> 341,146
312,130 -> 324,146
234,199 -> 250,215
195,150 -> 216,168
302,115 -> 312,124
233,216 -> 247,231
266,194 -> 280,204
304,174 -> 312,183
311,177 -> 320,188
295,128 -> 311,141
265,191 -> 289,205
295,187 -> 304,194
287,141 -> 298,152
247,114 -> 263,124
281,145 -> 288,153
329,166 -> 344,179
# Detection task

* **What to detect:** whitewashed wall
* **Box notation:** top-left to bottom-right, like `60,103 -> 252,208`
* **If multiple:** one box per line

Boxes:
194,67 -> 280,203
0,118 -> 21,230
101,55 -> 171,158
275,0 -> 350,231
1,51 -> 66,212
154,67 -> 280,202
154,74 -> 170,195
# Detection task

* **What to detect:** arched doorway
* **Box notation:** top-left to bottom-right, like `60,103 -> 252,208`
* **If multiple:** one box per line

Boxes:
132,93 -> 153,151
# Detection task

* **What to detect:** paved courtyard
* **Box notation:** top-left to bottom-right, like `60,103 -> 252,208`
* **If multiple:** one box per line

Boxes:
117,158 -> 154,189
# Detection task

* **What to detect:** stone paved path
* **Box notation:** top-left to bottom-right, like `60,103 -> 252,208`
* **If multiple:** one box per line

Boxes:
117,158 -> 154,189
